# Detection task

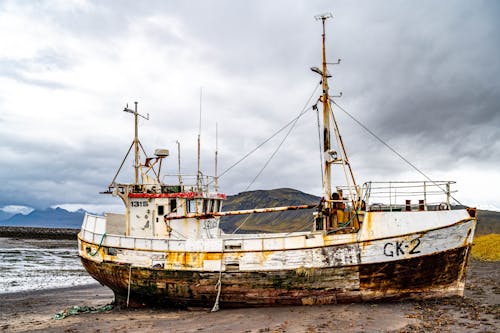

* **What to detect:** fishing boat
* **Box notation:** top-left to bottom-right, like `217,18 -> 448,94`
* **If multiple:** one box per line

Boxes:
78,14 -> 476,309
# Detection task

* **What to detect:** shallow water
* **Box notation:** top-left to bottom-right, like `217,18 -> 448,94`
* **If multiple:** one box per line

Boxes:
0,237 -> 96,293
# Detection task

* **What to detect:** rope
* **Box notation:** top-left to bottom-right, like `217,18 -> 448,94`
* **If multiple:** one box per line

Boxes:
315,104 -> 324,186
284,216 -> 317,236
225,83 -> 321,233
212,82 -> 321,184
332,101 -> 466,207
211,243 -> 224,312
88,233 -> 107,256
126,265 -> 132,307
243,83 -> 321,192
232,209 -> 256,234
53,304 -> 114,320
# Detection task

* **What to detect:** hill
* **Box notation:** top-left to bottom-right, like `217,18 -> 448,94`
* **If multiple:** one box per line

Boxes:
220,188 -> 320,233
476,209 -> 500,235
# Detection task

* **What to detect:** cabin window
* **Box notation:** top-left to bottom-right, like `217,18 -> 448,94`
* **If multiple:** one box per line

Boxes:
213,200 -> 220,212
203,199 -> 208,213
157,205 -> 164,216
207,200 -> 213,213
187,199 -> 196,213
170,199 -> 177,213
107,247 -> 117,256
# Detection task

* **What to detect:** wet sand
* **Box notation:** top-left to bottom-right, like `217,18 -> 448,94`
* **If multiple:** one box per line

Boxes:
1,260 -> 498,333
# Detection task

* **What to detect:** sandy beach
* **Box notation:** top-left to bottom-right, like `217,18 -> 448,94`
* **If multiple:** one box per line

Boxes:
1,260 -> 498,333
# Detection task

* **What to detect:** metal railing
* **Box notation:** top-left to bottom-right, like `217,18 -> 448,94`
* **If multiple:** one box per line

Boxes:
109,174 -> 221,196
160,174 -> 219,193
362,181 -> 457,212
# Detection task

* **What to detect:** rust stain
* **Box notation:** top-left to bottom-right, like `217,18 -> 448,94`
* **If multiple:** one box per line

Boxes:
360,213 -> 372,251
81,245 -> 468,309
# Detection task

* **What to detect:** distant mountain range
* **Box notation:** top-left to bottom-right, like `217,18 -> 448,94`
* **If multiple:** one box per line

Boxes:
0,188 -> 498,234
0,207 -> 85,229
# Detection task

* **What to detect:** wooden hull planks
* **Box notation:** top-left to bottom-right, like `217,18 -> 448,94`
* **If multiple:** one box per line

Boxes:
81,245 -> 470,308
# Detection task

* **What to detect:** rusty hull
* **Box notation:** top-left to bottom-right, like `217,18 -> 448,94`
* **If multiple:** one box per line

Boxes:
81,245 -> 470,308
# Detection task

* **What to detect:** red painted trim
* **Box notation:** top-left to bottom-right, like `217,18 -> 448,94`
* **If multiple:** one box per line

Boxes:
128,192 -> 227,200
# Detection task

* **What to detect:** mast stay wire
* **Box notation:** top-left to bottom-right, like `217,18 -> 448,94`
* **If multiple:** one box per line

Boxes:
332,101 -> 466,207
243,83 -> 321,192
315,105 -> 324,187
230,82 -> 321,234
212,82 -> 321,184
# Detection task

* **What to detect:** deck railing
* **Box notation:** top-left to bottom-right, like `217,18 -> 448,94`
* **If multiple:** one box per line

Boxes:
362,181 -> 457,212
109,174 -> 221,195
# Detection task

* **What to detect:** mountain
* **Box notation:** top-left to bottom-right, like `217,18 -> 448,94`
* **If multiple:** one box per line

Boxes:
0,207 -> 85,229
476,209 -> 500,235
220,188 -> 320,233
0,210 -> 17,222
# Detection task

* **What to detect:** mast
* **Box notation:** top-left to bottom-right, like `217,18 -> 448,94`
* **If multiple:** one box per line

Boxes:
313,13 -> 360,219
134,102 -> 139,184
123,101 -> 149,185
315,13 -> 333,202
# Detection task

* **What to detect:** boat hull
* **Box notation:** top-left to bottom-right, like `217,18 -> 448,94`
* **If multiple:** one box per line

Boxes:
79,210 -> 475,308
81,245 -> 470,308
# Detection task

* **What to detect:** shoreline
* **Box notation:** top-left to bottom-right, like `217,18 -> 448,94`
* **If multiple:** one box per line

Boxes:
0,226 -> 79,239
0,282 -> 102,298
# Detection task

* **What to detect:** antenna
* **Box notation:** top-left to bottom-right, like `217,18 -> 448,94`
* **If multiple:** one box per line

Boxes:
176,140 -> 183,185
215,123 -> 219,191
123,101 -> 149,184
197,87 -> 202,190
314,12 -> 333,21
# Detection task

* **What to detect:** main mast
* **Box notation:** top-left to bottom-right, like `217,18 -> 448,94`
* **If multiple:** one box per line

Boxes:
313,13 -> 360,230
318,13 -> 332,202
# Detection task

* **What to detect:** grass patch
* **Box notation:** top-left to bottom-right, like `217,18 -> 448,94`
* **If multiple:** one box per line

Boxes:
471,234 -> 500,261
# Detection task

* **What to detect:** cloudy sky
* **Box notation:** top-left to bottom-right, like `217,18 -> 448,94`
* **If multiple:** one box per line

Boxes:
0,0 -> 499,214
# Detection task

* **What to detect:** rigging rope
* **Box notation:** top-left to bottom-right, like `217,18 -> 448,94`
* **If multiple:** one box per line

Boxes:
315,104 -> 324,187
243,83 -> 321,191
332,101 -> 466,207
211,244 -> 224,312
214,82 -> 321,183
227,83 -> 321,233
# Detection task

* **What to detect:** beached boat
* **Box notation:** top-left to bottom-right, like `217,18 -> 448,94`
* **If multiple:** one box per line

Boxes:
78,14 -> 476,309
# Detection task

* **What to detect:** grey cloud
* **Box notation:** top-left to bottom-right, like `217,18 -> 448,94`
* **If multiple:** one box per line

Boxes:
0,0 -> 498,210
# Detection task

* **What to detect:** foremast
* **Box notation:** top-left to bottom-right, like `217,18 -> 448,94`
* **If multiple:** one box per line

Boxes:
123,102 -> 150,185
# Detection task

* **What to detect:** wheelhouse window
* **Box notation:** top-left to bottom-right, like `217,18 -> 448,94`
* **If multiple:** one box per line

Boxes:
213,200 -> 220,212
170,199 -> 177,213
157,205 -> 164,216
187,199 -> 196,213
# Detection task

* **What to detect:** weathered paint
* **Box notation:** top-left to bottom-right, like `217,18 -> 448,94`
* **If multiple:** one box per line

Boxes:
79,218 -> 473,271
79,208 -> 475,308
81,245 -> 469,308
